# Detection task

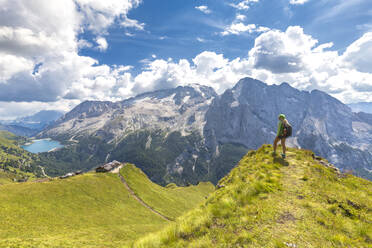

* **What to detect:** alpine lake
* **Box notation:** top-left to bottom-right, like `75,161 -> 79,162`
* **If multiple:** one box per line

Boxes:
22,139 -> 64,153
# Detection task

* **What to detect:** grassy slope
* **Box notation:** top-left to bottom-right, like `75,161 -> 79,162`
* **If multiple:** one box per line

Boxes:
0,165 -> 213,247
121,164 -> 214,220
0,131 -> 39,182
0,168 -> 37,185
133,145 -> 372,248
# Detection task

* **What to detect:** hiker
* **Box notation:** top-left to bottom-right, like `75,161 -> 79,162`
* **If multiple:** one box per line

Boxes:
273,114 -> 291,159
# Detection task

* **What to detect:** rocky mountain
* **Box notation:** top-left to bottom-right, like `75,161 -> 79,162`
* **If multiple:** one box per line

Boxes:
205,78 -> 372,179
38,78 -> 372,184
38,85 -> 221,184
0,124 -> 36,137
348,102 -> 372,114
41,85 -> 216,141
0,110 -> 64,137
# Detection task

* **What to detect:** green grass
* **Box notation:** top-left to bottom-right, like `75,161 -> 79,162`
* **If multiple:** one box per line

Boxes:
0,164 -> 213,247
0,168 -> 37,185
133,145 -> 372,248
121,164 -> 214,220
0,131 -> 42,178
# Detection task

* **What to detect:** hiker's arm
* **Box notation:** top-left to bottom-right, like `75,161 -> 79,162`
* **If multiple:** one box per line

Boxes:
277,122 -> 282,136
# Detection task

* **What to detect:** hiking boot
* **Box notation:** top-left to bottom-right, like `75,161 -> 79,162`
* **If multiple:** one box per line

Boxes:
281,153 -> 286,159
272,151 -> 277,156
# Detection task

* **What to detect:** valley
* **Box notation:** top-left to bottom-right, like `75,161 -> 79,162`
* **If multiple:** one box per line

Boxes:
0,163 -> 213,247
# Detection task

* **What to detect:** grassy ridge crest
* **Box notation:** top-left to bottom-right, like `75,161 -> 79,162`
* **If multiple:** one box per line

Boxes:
133,145 -> 372,248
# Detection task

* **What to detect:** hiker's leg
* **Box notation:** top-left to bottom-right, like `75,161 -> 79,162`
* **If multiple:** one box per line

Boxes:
281,138 -> 286,154
273,137 -> 280,153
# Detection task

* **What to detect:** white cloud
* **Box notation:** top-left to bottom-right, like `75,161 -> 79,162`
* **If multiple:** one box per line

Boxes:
78,39 -> 93,49
0,0 -> 142,104
236,14 -> 246,21
248,26 -> 318,73
246,26 -> 372,103
120,17 -> 145,30
221,12 -> 269,36
221,23 -> 270,36
289,0 -> 310,5
95,36 -> 108,51
0,1 -> 371,118
195,5 -> 211,14
230,0 -> 260,10
341,32 -> 372,73
222,23 -> 257,35
75,0 -> 143,34
125,32 -> 135,37
126,27 -> 372,104
197,37 -> 206,43
130,51 -> 251,95
0,100 -> 80,120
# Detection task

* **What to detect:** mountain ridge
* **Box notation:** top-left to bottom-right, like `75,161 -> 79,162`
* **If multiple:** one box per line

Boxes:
36,77 -> 372,183
133,145 -> 372,248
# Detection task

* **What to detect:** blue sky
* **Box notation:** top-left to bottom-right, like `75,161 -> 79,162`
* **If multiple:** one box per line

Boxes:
80,0 -> 371,68
0,0 -> 371,119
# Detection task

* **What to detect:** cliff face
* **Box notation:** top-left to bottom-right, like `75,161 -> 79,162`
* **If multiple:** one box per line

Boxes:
204,78 -> 372,178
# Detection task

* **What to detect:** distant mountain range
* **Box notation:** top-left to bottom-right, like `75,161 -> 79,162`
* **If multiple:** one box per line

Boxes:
348,102 -> 372,114
38,78 -> 372,183
0,110 -> 64,137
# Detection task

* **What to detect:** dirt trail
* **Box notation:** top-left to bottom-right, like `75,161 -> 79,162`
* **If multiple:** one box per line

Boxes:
273,151 -> 307,229
38,166 -> 48,178
116,168 -> 172,222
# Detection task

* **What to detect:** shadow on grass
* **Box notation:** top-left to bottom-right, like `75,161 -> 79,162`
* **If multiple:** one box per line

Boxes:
273,156 -> 289,167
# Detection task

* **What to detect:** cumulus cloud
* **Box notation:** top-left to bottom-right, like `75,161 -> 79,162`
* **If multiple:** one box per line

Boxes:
248,26 -> 318,73
0,0 -> 142,104
222,23 -> 257,35
341,32 -> 372,73
120,17 -> 145,30
221,14 -> 270,36
230,0 -> 260,10
236,14 -> 246,21
246,27 -> 372,103
75,0 -> 143,34
125,27 -> 372,104
289,0 -> 309,5
0,1 -> 371,118
95,36 -> 108,51
221,23 -> 270,36
196,37 -> 206,43
130,52 -> 251,95
195,5 -> 211,14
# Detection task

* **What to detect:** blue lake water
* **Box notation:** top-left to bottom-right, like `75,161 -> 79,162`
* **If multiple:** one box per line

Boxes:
22,139 -> 64,153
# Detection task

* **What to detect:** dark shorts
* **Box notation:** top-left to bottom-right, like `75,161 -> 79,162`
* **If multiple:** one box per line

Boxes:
277,135 -> 286,139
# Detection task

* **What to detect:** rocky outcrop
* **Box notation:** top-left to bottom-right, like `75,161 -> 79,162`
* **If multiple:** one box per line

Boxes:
59,170 -> 82,179
96,161 -> 122,173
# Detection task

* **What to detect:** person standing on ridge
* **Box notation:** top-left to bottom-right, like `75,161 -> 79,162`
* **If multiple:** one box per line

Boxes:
273,114 -> 291,159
